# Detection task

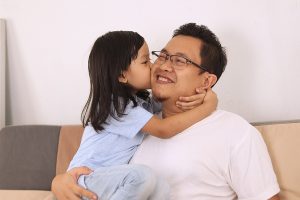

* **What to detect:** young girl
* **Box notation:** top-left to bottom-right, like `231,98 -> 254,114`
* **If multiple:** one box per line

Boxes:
67,31 -> 217,200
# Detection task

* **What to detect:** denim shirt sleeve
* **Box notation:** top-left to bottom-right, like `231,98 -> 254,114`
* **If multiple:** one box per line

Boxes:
103,102 -> 153,138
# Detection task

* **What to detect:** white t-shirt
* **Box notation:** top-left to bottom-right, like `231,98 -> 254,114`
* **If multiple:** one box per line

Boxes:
130,110 -> 280,200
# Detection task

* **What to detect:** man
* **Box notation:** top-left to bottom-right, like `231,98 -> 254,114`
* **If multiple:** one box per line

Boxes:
52,23 -> 280,199
130,23 -> 280,200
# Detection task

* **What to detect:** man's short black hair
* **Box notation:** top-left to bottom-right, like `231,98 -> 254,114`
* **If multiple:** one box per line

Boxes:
173,23 -> 227,84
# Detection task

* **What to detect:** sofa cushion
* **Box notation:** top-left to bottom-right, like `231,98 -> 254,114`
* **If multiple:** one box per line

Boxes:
255,122 -> 300,200
0,125 -> 60,190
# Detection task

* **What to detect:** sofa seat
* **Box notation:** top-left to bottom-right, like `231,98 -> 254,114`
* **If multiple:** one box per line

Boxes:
0,190 -> 55,200
1,121 -> 300,200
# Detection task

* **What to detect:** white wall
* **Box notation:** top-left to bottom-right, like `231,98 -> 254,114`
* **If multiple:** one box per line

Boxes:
0,0 -> 299,125
0,19 -> 5,129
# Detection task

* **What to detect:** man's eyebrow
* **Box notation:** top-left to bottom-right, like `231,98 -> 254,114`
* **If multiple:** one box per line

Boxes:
161,49 -> 190,58
161,49 -> 168,53
176,52 -> 189,58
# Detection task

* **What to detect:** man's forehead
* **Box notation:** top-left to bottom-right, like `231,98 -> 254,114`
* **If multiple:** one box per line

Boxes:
163,35 -> 202,59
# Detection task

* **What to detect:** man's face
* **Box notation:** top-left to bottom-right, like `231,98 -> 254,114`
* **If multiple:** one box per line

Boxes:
151,35 -> 206,102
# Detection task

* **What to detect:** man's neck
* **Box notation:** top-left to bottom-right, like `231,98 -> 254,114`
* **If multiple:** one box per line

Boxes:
161,99 -> 184,119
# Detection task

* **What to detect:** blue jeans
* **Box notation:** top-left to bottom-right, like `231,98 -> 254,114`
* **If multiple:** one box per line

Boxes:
79,164 -> 170,200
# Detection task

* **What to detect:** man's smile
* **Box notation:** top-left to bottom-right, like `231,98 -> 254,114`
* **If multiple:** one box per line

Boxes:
156,75 -> 174,83
153,70 -> 176,85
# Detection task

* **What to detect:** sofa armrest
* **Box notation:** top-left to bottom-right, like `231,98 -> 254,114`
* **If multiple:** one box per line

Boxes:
254,121 -> 300,199
56,125 -> 83,174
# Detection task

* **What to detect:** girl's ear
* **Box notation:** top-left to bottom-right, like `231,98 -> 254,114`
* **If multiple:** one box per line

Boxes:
202,72 -> 217,89
118,71 -> 128,83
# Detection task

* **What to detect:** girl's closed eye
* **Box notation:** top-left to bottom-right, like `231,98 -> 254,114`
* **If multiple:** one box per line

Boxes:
142,59 -> 150,65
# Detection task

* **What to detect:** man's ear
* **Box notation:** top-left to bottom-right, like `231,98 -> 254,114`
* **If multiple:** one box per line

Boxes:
118,71 -> 128,83
202,73 -> 217,89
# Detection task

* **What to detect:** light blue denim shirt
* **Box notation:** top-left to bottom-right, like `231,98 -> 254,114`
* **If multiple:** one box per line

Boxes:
68,96 -> 160,171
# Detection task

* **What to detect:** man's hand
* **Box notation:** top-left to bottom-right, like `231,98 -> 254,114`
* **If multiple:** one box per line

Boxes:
67,166 -> 93,182
51,167 -> 97,200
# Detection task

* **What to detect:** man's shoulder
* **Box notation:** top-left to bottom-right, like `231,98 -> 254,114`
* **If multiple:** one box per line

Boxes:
202,110 -> 250,126
213,110 -> 260,138
187,110 -> 254,135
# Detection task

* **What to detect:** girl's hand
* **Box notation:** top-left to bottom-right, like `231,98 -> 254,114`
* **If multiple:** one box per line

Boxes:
176,88 -> 218,111
51,166 -> 97,200
176,88 -> 206,111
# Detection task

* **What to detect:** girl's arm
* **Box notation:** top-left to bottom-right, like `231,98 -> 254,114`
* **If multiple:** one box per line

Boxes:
142,88 -> 217,139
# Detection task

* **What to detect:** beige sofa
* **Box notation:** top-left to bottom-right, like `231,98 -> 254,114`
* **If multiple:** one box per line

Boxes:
0,121 -> 299,200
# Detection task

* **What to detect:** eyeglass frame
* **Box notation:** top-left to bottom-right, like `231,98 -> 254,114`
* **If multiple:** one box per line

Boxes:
151,51 -> 208,72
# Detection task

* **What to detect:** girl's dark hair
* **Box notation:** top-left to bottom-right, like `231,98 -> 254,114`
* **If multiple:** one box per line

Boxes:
173,23 -> 227,85
81,31 -> 146,131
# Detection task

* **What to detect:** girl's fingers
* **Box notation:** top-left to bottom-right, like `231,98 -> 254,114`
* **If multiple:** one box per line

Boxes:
178,87 -> 206,102
178,93 -> 205,103
176,99 -> 203,109
177,105 -> 195,111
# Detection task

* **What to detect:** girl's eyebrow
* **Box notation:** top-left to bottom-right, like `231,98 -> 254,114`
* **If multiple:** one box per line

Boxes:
141,54 -> 150,59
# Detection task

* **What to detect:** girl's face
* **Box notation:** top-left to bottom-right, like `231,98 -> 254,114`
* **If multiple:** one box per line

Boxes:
119,42 -> 152,91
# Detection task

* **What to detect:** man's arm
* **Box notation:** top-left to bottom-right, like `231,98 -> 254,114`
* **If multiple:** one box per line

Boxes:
229,126 -> 280,199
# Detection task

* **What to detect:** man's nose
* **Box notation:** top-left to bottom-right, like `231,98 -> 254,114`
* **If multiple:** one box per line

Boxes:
159,59 -> 174,72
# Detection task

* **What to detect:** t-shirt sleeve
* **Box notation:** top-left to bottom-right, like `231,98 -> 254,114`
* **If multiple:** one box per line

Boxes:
103,103 -> 153,139
228,126 -> 280,200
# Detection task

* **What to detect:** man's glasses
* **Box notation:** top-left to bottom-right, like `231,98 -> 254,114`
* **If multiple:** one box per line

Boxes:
151,51 -> 208,71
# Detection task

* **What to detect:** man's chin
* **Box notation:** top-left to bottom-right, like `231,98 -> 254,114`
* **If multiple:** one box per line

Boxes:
151,84 -> 175,102
152,91 -> 169,102
154,96 -> 168,102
